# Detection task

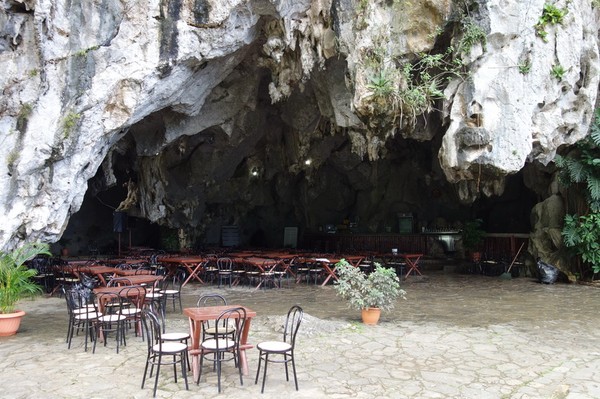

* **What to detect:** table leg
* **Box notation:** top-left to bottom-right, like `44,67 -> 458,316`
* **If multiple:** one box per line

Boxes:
239,318 -> 252,375
189,318 -> 201,381
182,263 -> 205,287
320,264 -> 337,286
404,257 -> 423,278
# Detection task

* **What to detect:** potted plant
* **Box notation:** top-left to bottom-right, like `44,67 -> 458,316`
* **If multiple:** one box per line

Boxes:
0,242 -> 50,336
462,219 -> 485,262
333,259 -> 406,325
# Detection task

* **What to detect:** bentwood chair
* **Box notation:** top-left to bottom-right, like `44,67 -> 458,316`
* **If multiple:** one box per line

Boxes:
196,307 -> 247,393
141,310 -> 189,397
255,305 -> 303,393
119,285 -> 146,338
160,269 -> 184,313
217,257 -> 234,287
65,287 -> 100,352
196,294 -> 232,340
144,278 -> 166,332
93,292 -> 127,353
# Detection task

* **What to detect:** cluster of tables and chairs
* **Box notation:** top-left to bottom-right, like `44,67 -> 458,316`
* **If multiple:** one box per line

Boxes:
155,249 -> 424,292
32,251 -> 307,396
26,246 -> 426,395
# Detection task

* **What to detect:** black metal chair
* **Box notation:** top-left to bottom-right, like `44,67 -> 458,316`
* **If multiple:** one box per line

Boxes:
196,307 -> 247,393
160,269 -> 184,312
64,286 -> 99,352
196,293 -> 232,341
141,310 -> 189,397
255,305 -> 303,393
217,257 -> 234,287
94,292 -> 127,353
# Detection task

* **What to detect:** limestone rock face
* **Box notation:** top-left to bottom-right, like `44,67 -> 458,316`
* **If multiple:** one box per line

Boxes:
439,0 -> 599,201
529,193 -> 568,271
0,0 -> 599,250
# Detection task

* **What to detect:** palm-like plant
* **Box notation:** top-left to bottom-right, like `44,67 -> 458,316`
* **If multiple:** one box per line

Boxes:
0,242 -> 50,314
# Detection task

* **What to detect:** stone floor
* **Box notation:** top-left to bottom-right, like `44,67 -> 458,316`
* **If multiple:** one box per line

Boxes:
2,271 -> 600,398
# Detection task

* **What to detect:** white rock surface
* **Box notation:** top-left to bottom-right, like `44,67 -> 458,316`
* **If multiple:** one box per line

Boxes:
0,0 -> 598,249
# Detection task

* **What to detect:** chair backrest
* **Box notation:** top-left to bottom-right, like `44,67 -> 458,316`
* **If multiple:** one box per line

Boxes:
142,309 -> 163,351
65,286 -> 97,316
197,293 -> 227,307
213,307 -> 246,350
108,277 -> 133,287
217,257 -> 233,272
119,285 -> 146,309
163,269 -> 185,290
283,305 -> 303,349
96,292 -> 124,315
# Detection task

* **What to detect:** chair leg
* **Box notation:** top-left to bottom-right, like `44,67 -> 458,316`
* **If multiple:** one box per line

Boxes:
153,356 -> 161,397
141,356 -> 150,389
237,348 -> 244,386
196,353 -> 204,384
216,354 -> 222,393
291,355 -> 299,390
261,353 -> 269,393
284,353 -> 290,381
181,352 -> 189,390
255,351 -> 263,385
172,355 -> 178,383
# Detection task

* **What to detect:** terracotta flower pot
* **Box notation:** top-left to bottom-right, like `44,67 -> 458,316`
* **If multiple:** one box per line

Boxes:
0,310 -> 26,336
361,307 -> 381,325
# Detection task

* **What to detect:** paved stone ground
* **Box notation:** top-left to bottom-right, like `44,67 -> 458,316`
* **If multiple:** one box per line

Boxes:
2,271 -> 600,398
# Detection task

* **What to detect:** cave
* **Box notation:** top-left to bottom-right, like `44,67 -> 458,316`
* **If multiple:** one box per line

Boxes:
56,59 -> 539,257
5,0 -> 595,280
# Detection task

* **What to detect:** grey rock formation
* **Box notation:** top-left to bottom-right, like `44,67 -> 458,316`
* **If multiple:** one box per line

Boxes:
0,0 -> 598,250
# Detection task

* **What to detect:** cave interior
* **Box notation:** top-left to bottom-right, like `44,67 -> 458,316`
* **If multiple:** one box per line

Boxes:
55,55 -> 539,258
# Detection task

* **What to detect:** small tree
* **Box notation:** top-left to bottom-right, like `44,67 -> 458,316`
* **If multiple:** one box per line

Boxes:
334,259 -> 405,311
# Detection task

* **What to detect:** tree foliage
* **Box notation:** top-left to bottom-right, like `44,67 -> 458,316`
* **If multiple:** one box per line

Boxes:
556,108 -> 600,275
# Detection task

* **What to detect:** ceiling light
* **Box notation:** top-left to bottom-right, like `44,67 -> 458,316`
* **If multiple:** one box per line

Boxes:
304,159 -> 312,166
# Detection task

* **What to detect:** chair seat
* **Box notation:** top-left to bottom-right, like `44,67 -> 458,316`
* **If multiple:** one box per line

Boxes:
98,314 -> 127,322
257,340 -> 292,352
73,305 -> 97,314
75,312 -> 101,320
201,338 -> 235,351
153,341 -> 188,353
121,307 -> 142,315
203,325 -> 236,335
160,289 -> 178,295
162,332 -> 190,341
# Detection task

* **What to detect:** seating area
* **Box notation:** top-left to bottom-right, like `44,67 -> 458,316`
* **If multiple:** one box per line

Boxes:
20,240 -> 525,396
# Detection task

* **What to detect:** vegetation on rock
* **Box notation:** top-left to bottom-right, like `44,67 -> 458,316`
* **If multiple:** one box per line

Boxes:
556,108 -> 600,276
535,3 -> 569,42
